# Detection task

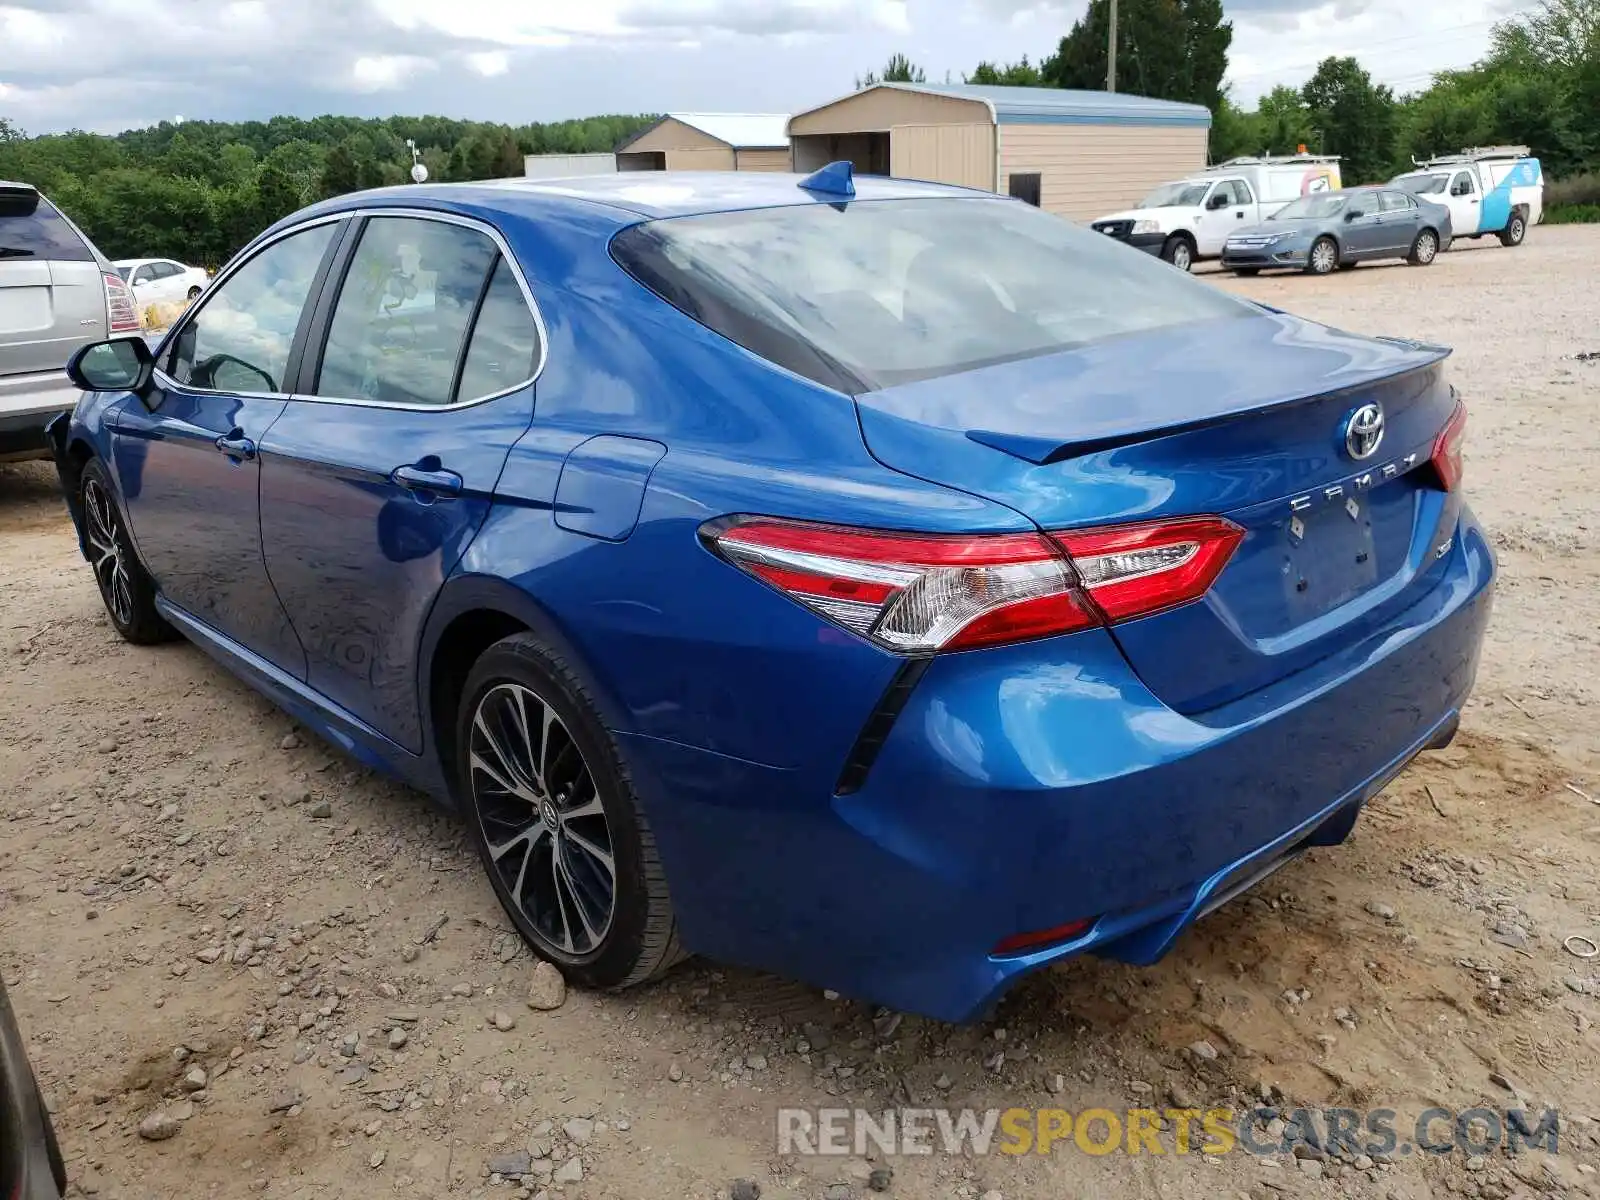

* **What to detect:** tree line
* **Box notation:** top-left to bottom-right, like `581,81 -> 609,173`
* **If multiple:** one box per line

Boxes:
0,114 -> 655,267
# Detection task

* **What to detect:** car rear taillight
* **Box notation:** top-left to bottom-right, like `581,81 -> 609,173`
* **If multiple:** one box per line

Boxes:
1430,398 -> 1467,492
706,514 -> 1242,654
103,271 -> 140,334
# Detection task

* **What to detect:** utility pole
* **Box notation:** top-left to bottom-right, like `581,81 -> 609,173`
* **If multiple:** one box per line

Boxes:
1107,0 -> 1118,92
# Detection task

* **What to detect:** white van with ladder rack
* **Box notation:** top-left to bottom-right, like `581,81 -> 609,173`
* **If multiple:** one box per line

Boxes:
1390,146 -> 1543,249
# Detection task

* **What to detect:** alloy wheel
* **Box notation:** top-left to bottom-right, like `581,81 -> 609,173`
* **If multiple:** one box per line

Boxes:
1311,239 -> 1337,274
1417,232 -> 1437,263
468,682 -> 616,958
1171,241 -> 1192,271
83,478 -> 134,627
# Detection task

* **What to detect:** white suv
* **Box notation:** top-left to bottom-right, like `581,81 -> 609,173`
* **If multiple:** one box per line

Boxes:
1,181 -> 139,462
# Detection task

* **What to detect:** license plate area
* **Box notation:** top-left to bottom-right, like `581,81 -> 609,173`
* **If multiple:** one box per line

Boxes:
1283,494 -> 1380,620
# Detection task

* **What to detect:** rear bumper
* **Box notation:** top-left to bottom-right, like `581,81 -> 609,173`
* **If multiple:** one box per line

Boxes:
0,372 -> 74,462
625,509 -> 1495,1022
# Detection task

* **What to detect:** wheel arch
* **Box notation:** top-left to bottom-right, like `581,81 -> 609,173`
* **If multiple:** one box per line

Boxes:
418,574 -> 635,803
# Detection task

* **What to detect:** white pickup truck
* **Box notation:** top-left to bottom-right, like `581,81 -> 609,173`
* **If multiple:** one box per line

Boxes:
1390,146 -> 1543,249
1090,153 -> 1342,271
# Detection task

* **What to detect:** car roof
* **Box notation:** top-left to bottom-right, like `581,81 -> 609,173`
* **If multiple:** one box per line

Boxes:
320,170 -> 995,223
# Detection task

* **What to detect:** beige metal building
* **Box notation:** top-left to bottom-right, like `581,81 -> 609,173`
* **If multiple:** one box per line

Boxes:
787,83 -> 1211,220
615,113 -> 791,172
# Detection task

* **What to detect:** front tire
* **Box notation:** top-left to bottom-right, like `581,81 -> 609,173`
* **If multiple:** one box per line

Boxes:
1408,228 -> 1439,265
457,634 -> 684,991
186,285 -> 202,301
1306,236 -> 1339,275
1499,213 -> 1526,247
1160,234 -> 1194,272
79,459 -> 174,644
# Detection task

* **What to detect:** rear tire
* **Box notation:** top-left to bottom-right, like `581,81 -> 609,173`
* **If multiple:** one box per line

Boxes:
1160,234 -> 1195,272
1408,228 -> 1439,266
79,458 -> 174,645
186,285 -> 202,300
1306,236 -> 1339,275
1499,213 -> 1526,247
456,634 -> 685,991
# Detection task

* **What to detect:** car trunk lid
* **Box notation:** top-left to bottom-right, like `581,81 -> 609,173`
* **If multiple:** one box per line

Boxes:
854,310 -> 1464,713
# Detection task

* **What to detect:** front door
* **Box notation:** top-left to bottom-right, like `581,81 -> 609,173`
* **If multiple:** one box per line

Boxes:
1194,179 -> 1256,257
110,219 -> 342,673
1339,197 -> 1387,257
259,213 -> 543,751
1447,170 -> 1481,235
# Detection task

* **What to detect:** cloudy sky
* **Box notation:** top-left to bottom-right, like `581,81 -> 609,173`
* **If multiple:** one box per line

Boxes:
1,0 -> 1514,136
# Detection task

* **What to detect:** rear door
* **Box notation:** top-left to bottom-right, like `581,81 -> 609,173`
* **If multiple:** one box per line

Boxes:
0,186 -> 105,381
258,211 -> 542,752
1340,194 -> 1387,257
1378,190 -> 1421,251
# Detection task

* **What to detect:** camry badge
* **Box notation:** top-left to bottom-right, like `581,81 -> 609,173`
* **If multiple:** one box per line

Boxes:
1344,403 -> 1385,460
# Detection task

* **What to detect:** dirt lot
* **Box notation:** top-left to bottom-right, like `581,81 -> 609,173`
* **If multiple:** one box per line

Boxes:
2,225 -> 1598,1200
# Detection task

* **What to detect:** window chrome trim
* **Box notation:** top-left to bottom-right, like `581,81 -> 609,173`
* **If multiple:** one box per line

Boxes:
290,206 -> 547,413
153,211 -> 350,401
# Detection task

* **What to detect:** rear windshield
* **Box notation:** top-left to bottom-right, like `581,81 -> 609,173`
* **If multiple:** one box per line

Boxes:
0,188 -> 93,261
611,197 -> 1252,393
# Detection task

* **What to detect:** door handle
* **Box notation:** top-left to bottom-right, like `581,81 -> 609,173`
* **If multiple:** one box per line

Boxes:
391,464 -> 464,497
1236,211 -> 1244,218
215,433 -> 256,461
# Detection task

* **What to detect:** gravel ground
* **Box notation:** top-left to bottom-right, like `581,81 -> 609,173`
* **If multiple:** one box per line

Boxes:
1,224 -> 1597,1200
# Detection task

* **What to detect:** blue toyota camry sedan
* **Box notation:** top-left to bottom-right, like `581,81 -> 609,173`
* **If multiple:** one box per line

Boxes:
48,167 -> 1493,1022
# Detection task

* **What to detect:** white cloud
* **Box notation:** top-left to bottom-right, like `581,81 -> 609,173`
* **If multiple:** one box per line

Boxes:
466,51 -> 511,77
350,54 -> 436,92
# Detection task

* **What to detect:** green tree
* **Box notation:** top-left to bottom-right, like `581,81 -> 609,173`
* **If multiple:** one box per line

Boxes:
1042,0 -> 1232,111
1301,56 -> 1397,182
0,117 -> 24,143
967,56 -> 1044,86
319,142 -> 361,198
857,53 -> 927,88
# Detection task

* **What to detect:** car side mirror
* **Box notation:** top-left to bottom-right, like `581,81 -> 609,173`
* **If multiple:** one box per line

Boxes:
1207,193 -> 1230,210
1344,209 -> 1364,221
66,336 -> 154,396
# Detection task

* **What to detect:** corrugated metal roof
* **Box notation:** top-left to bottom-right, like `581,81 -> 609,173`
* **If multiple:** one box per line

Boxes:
850,83 -> 1211,127
666,112 -> 791,148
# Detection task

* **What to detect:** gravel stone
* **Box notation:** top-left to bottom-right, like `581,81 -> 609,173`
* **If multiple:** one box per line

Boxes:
138,1111 -> 181,1141
526,961 -> 567,1010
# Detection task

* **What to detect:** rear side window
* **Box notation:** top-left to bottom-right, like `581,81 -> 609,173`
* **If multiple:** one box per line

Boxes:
611,197 -> 1252,393
0,188 -> 93,261
315,216 -> 499,406
1379,191 -> 1414,212
455,258 -> 540,401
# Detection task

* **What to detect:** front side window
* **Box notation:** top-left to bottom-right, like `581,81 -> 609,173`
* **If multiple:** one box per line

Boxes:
612,197 -> 1253,393
315,216 -> 499,406
167,222 -> 337,393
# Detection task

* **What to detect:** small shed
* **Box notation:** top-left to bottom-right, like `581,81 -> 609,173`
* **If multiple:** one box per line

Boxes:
786,83 -> 1211,220
524,153 -> 617,179
615,113 -> 791,173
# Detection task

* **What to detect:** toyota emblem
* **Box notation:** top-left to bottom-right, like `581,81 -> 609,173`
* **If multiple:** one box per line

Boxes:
1344,403 -> 1385,460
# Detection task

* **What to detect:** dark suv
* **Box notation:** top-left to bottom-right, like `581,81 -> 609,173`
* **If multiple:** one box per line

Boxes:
1,181 -> 140,462
0,978 -> 65,1199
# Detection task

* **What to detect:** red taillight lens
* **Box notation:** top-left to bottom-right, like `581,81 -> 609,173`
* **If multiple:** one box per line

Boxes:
1054,516 -> 1245,624
1430,399 -> 1467,492
707,513 -> 1243,653
103,272 -> 140,334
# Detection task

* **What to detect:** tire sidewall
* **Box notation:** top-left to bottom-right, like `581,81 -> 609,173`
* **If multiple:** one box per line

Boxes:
1163,235 -> 1194,272
1507,216 -> 1525,245
455,638 -> 654,988
1414,230 -> 1438,264
1309,237 -> 1338,275
80,458 -> 148,639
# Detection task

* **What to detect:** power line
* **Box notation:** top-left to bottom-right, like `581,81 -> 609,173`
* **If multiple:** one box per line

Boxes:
1226,16 -> 1513,85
